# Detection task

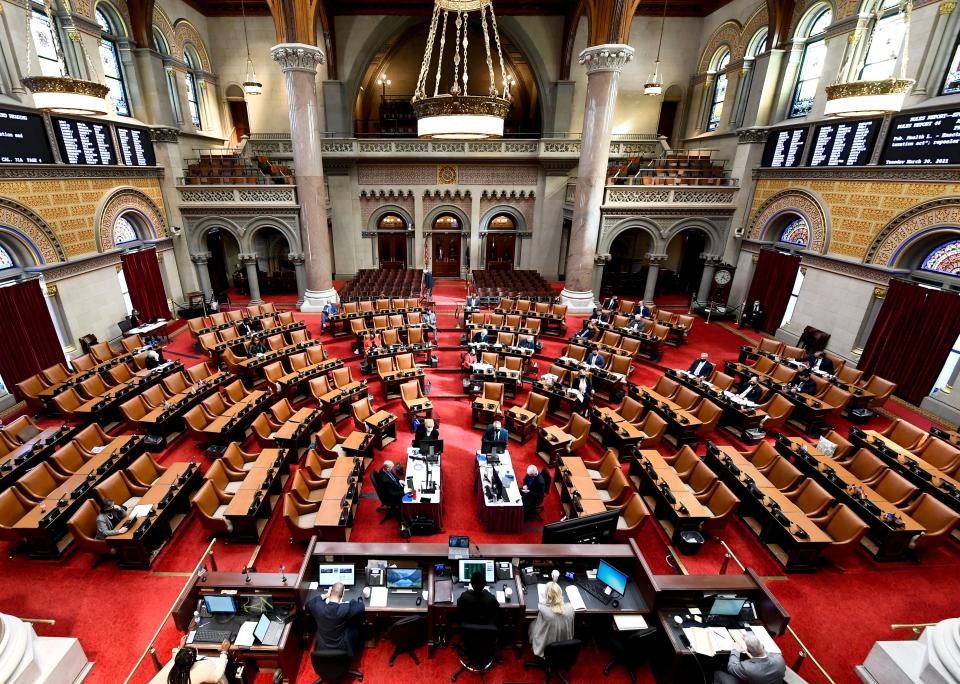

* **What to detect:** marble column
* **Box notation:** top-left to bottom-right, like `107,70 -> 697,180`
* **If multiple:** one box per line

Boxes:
272,43 -> 337,311
643,255 -> 666,305
191,252 -> 213,299
290,253 -> 307,307
697,257 -> 720,304
42,282 -> 75,354
239,253 -> 263,305
560,44 -> 634,313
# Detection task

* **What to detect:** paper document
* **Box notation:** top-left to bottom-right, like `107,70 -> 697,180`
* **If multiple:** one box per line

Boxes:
91,446 -> 105,454
234,621 -> 257,647
747,626 -> 782,654
370,586 -> 389,608
537,583 -> 548,603
131,504 -> 153,519
682,626 -> 732,657
564,586 -> 586,611
496,590 -> 505,604
613,615 -> 648,631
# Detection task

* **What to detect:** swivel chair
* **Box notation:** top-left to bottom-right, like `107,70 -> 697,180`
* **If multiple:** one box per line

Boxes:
524,638 -> 582,684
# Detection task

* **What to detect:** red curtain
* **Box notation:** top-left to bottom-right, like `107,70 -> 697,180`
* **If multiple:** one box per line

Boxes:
860,279 -> 960,405
745,248 -> 802,333
121,247 -> 168,321
0,279 -> 65,400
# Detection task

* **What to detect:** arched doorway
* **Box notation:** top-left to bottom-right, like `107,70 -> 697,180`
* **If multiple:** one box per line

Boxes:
485,213 -> 516,270
663,228 -> 708,297
225,84 -> 250,144
658,85 -> 683,147
252,226 -> 296,294
377,213 -> 408,268
206,227 -> 241,298
600,228 -> 653,297
431,214 -> 462,277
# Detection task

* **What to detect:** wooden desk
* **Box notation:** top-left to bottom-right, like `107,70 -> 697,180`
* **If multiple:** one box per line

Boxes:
628,451 -> 713,544
223,465 -> 283,543
505,405 -> 537,444
313,476 -> 363,542
474,452 -> 523,533
630,386 -> 703,445
361,410 -> 397,450
666,369 -> 766,442
536,425 -> 575,467
0,424 -> 78,492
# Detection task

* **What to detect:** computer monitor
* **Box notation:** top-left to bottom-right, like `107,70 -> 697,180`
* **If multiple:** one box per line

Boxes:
596,560 -> 627,596
318,564 -> 355,587
253,613 -> 271,643
418,439 -> 443,456
203,595 -> 237,615
448,535 -> 469,560
481,439 -> 508,455
459,559 -> 495,583
708,596 -> 747,618
541,510 -> 619,545
490,467 -> 506,501
386,567 -> 423,589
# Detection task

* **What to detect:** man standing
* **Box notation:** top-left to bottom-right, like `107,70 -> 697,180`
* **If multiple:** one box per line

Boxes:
424,270 -> 434,302
520,464 -> 546,514
713,632 -> 786,684
457,571 -> 500,626
741,300 -> 765,331
688,352 -> 714,378
423,308 -> 437,344
95,498 -> 129,539
307,582 -> 365,656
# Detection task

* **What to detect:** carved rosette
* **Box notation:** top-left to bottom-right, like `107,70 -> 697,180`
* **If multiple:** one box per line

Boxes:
578,44 -> 635,75
271,43 -> 326,74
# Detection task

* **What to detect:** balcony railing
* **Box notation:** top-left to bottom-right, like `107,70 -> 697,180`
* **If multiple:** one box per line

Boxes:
563,180 -> 739,208
176,184 -> 299,207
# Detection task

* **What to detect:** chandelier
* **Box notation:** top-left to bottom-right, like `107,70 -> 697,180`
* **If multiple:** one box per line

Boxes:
22,0 -> 110,115
240,0 -> 262,95
644,0 -> 668,96
824,0 -> 913,116
412,0 -> 512,139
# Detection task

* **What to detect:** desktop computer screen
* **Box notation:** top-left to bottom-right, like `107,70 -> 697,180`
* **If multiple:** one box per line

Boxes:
203,595 -> 237,615
596,560 -> 628,596
318,564 -> 356,586
386,567 -> 423,589
449,535 -> 469,549
708,596 -> 747,617
459,559 -> 495,583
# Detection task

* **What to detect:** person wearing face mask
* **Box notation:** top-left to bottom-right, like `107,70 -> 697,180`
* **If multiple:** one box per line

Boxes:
482,419 -> 508,453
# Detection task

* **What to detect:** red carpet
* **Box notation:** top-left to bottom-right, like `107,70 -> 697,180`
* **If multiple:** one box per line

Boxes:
2,280 -> 958,684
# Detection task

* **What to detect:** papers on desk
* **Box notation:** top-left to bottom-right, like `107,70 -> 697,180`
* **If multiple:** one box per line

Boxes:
537,583 -> 548,603
745,626 -> 781,654
369,586 -> 388,608
682,626 -> 732,656
564,586 -> 586,611
613,615 -> 648,631
91,446 -> 106,454
131,504 -> 153,519
472,362 -> 494,372
234,621 -> 257,647
496,590 -> 506,604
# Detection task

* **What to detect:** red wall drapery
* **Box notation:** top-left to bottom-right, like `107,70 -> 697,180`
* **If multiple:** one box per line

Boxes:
860,279 -> 960,405
121,247 -> 168,321
0,278 -> 65,400
745,248 -> 802,334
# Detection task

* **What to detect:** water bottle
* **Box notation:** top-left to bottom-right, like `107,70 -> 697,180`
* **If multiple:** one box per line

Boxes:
425,379 -> 431,395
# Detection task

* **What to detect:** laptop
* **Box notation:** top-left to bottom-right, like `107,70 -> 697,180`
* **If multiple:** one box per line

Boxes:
448,535 -> 469,560
254,613 -> 283,646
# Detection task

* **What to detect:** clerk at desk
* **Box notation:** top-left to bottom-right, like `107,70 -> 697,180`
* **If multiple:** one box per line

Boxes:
414,418 -> 440,447
482,420 -> 508,452
714,632 -> 786,684
457,572 -> 500,626
307,582 -> 365,656
380,460 -> 405,499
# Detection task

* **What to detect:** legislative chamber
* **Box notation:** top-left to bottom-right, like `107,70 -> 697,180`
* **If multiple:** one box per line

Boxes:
1,0 -> 960,682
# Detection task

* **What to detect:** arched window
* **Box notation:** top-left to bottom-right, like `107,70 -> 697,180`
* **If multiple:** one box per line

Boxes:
95,6 -> 130,116
114,215 -> 139,246
184,47 -> 203,129
153,28 -> 182,123
790,6 -> 832,118
859,0 -> 906,80
378,214 -> 406,230
780,218 -> 809,246
942,32 -> 960,95
706,49 -> 731,132
30,5 -> 65,77
748,28 -> 768,58
921,239 -> 960,276
0,244 -> 14,270
434,214 -> 460,230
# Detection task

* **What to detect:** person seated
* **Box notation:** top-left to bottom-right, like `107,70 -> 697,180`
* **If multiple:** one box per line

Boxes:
517,335 -> 535,350
95,498 -> 129,539
247,335 -> 268,356
633,302 -> 652,318
688,352 -> 714,378
462,349 -> 478,371
379,460 -> 405,499
321,301 -> 338,330
457,571 -> 500,626
307,582 -> 365,656
414,418 -> 440,447
472,328 -> 489,344
575,370 -> 592,410
528,573 -> 574,659
713,632 -> 785,684
127,309 -> 144,329
235,319 -> 251,337
149,637 -> 230,684
520,464 -> 546,512
144,348 -> 163,370
733,376 -> 763,403
423,309 -> 437,343
786,369 -> 816,395
803,350 -> 834,374
585,348 -> 604,367
740,300 -> 765,331
249,316 -> 264,332
574,324 -> 593,339
628,314 -> 645,332
594,310 -> 610,325
466,292 -> 481,309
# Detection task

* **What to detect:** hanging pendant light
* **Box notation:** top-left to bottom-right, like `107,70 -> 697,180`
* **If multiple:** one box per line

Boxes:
21,0 -> 110,115
240,0 -> 262,95
412,0 -> 512,139
644,0 -> 668,96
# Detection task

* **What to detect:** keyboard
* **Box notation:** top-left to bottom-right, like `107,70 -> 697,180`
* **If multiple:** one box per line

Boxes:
574,577 -> 614,605
194,628 -> 232,644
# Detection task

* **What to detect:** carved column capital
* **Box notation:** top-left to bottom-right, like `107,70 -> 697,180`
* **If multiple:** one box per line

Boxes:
737,127 -> 769,144
578,44 -> 634,75
190,251 -> 212,264
238,253 -> 259,264
150,127 -> 180,143
594,253 -> 612,265
288,252 -> 305,265
271,43 -> 325,74
646,253 -> 668,265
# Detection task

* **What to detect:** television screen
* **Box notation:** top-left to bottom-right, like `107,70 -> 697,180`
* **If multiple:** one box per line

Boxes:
116,125 -> 156,166
809,118 -> 881,167
52,116 -> 116,165
541,510 -> 619,544
881,108 -> 960,166
386,567 -> 423,589
761,126 -> 808,167
0,109 -> 53,164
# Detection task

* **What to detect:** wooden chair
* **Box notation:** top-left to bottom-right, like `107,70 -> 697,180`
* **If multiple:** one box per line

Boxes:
283,493 -> 321,544
700,482 -> 740,538
17,462 -> 70,502
861,375 -> 896,409
785,479 -> 835,518
582,449 -> 621,487
815,504 -> 869,561
205,460 -> 245,495
94,471 -> 148,508
662,445 -> 699,479
222,443 -> 259,476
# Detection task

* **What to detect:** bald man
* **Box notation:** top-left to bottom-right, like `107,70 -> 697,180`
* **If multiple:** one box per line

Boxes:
713,632 -> 786,684
379,460 -> 404,500
307,582 -> 365,656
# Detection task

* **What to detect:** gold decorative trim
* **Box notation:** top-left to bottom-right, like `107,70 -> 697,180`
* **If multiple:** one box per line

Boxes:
851,346 -> 864,355
941,384 -> 953,394
751,254 -> 759,263
939,1 -> 956,14
116,264 -> 123,273
873,286 -> 887,299
435,0 -> 491,9
412,95 -> 510,119
21,76 -> 109,98
825,79 -> 914,99
44,284 -> 58,296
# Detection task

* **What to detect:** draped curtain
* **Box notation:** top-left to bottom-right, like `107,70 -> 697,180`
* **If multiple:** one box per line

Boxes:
745,248 -> 802,333
0,278 -> 65,400
121,247 -> 169,321
860,279 -> 960,405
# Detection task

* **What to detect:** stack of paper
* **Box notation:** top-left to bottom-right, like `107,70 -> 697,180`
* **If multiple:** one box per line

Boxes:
370,586 -> 388,608
682,626 -> 733,657
564,586 -> 586,611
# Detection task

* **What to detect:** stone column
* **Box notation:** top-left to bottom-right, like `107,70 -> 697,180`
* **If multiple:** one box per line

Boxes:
697,257 -> 721,304
239,254 -> 263,305
191,252 -> 213,299
272,44 -> 337,311
42,282 -> 75,354
643,255 -> 666,305
559,44 -> 634,313
290,253 -> 307,307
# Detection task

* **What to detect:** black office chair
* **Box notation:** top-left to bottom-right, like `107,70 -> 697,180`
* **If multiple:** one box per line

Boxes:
310,648 -> 363,683
603,626 -> 656,683
451,623 -> 498,682
386,615 -> 427,666
369,470 -> 401,524
524,638 -> 582,684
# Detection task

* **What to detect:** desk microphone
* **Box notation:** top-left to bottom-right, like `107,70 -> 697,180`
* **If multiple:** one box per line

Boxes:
474,544 -> 481,558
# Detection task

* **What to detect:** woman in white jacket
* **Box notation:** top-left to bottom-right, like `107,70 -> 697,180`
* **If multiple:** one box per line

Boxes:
528,572 -> 575,658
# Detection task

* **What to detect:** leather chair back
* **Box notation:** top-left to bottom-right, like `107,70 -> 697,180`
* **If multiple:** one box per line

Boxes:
872,470 -> 918,507
52,443 -> 88,474
790,479 -> 835,517
187,363 -> 213,383
42,363 -> 71,384
695,400 -> 723,435
67,499 -> 110,557
332,367 -> 353,388
127,453 -> 166,487
18,462 -> 67,501
71,354 -> 97,372
79,375 -> 109,399
883,419 -> 927,450
766,458 -> 803,492
0,488 -> 34,538
352,398 -> 372,423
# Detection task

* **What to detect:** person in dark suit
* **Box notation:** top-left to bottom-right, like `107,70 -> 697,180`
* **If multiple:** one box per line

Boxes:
713,632 -> 786,684
520,464 -> 546,513
466,292 -> 481,309
414,418 -> 440,447
628,314 -> 645,332
575,370 -> 593,411
574,324 -> 593,339
482,420 -> 508,452
741,300 -> 765,331
379,460 -> 405,499
585,349 -> 605,367
787,369 -> 817,395
235,319 -> 251,337
803,350 -> 834,374
457,571 -> 500,626
307,582 -> 365,656
248,335 -> 268,355
472,328 -> 489,344
633,303 -> 652,318
688,352 -> 714,378
518,335 -> 535,350
734,376 -> 763,402
593,309 -> 610,325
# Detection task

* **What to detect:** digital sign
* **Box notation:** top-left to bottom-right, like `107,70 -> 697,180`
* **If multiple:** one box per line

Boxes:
0,109 -> 54,164
809,118 -> 881,167
116,125 -> 156,166
761,126 -> 809,167
881,108 -> 960,166
52,116 -> 117,165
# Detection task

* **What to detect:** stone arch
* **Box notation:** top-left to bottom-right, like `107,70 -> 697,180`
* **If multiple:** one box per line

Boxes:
663,218 -> 723,255
94,0 -> 130,38
865,197 -> 960,267
599,217 -> 664,256
792,0 -> 836,36
367,205 -> 415,232
698,20 -> 743,73
173,19 -> 212,72
243,217 -> 302,254
0,196 -> 66,264
189,217 -> 244,254
741,4 -> 769,57
748,189 -> 830,253
424,205 -> 470,233
152,6 -> 176,55
479,205 -> 528,234
95,188 -> 165,252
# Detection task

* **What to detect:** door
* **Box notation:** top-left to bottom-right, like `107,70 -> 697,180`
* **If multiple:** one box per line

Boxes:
485,233 -> 516,270
378,233 -> 407,269
432,233 -> 461,277
657,100 -> 678,147
227,100 -> 250,143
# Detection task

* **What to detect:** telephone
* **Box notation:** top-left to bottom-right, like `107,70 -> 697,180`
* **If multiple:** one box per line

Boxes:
520,566 -> 539,586
494,562 -> 512,581
366,567 -> 385,587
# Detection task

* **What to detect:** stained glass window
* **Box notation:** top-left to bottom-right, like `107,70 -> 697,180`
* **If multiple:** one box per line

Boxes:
780,218 -> 809,246
859,0 -> 905,81
114,215 -> 138,245
942,34 -> 960,95
790,8 -> 831,118
96,8 -> 130,116
921,239 -> 960,276
185,49 -> 202,129
707,50 -> 730,132
0,244 -> 14,270
31,8 -> 64,77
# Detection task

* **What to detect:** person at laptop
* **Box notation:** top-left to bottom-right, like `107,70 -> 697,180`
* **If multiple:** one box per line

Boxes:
380,460 -> 405,499
95,498 -> 129,539
482,420 -> 508,453
713,632 -> 786,684
307,582 -> 365,656
457,571 -> 500,626
414,418 -> 440,447
148,636 -> 229,684
528,576 -> 574,658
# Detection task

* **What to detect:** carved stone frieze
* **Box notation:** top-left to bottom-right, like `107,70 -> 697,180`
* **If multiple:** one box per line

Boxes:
578,44 -> 635,74
37,251 -> 121,281
737,128 -> 769,144
0,197 -> 66,264
753,166 -> 960,182
149,128 -> 180,143
0,166 -> 163,180
866,196 -> 960,266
